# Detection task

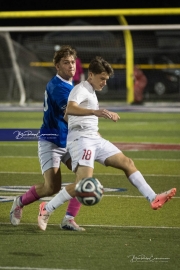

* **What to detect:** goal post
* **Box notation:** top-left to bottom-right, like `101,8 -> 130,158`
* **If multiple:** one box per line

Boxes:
3,32 -> 26,105
0,24 -> 180,105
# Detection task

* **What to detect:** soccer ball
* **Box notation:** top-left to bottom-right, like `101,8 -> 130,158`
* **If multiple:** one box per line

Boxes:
75,177 -> 104,206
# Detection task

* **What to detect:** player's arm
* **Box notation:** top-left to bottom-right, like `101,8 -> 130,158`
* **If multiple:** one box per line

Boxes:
66,101 -> 119,121
66,101 -> 95,116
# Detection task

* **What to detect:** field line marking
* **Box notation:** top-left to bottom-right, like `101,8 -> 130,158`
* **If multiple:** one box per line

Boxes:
0,172 -> 43,174
0,222 -> 179,230
0,171 -> 179,177
1,195 -> 180,203
83,225 -> 180,229
0,144 -> 36,146
0,156 -> 38,158
0,267 -> 82,270
103,195 -> 180,199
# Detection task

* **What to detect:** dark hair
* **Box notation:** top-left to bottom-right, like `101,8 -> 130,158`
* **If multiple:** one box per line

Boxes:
53,45 -> 77,65
88,56 -> 114,76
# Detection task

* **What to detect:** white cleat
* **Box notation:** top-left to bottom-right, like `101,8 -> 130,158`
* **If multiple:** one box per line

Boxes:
38,202 -> 51,231
60,217 -> 85,231
10,196 -> 23,226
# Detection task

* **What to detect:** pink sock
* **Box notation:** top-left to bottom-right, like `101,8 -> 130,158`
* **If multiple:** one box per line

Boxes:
66,197 -> 82,217
20,186 -> 40,206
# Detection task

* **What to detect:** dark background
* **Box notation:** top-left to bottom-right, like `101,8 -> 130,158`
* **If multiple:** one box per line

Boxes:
1,1 -> 180,101
0,1 -> 180,26
1,0 -> 179,11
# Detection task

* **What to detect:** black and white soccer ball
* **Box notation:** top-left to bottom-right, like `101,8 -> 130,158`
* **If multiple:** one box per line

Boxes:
75,177 -> 104,206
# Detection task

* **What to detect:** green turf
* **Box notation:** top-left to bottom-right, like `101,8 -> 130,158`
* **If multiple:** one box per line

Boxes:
0,224 -> 179,270
0,111 -> 180,270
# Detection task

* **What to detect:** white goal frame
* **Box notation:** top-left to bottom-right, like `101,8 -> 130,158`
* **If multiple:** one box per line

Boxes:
1,24 -> 180,32
1,24 -> 180,105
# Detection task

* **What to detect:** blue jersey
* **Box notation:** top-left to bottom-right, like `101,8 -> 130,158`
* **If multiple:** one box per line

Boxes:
39,75 -> 73,148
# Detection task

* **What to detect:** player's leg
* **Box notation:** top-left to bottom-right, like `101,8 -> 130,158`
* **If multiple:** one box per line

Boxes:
62,157 -> 83,226
37,167 -> 63,230
98,138 -> 176,209
106,152 -> 176,209
39,165 -> 93,231
105,151 -> 157,201
60,159 -> 93,231
60,137 -> 99,231
10,166 -> 61,226
10,140 -> 62,226
37,147 -> 72,230
44,165 -> 93,212
60,197 -> 84,231
40,137 -> 95,231
62,154 -> 83,231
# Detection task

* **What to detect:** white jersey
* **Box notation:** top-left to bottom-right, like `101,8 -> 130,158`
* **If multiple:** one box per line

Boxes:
67,81 -> 100,144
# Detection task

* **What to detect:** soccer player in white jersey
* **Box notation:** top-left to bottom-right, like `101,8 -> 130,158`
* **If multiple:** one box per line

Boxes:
38,56 -> 176,231
10,45 -> 85,231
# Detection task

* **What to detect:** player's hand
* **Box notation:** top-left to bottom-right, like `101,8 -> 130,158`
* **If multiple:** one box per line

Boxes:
94,109 -> 113,119
109,112 -> 120,122
94,109 -> 120,122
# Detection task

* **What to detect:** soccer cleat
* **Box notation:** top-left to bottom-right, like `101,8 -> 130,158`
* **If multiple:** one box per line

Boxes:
60,217 -> 85,231
151,188 -> 176,210
38,202 -> 51,231
10,196 -> 23,226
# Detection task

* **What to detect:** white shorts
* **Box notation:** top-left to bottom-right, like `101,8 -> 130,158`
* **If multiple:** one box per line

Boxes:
38,140 -> 71,174
67,136 -> 121,172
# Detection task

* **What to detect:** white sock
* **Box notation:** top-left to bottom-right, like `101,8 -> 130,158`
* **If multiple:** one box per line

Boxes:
128,171 -> 156,202
45,188 -> 72,213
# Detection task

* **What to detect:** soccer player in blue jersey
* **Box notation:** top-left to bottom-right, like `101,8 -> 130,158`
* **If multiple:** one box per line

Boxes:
10,45 -> 84,231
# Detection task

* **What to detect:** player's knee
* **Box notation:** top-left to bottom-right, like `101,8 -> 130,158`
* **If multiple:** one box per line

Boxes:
123,157 -> 136,176
128,158 -> 135,168
124,157 -> 136,171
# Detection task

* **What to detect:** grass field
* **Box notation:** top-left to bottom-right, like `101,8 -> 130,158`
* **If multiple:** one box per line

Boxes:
0,111 -> 180,270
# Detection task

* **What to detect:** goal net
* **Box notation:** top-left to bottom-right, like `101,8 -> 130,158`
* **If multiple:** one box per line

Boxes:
0,24 -> 180,105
